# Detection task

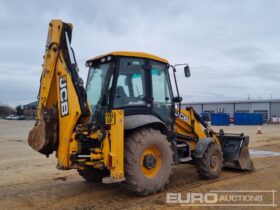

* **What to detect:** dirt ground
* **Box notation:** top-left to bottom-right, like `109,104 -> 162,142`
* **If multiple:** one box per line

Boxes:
0,120 -> 279,210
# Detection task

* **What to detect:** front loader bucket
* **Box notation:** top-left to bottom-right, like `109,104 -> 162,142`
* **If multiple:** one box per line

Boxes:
218,134 -> 254,171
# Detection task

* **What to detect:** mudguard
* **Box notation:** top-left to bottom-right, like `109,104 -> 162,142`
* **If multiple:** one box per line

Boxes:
124,114 -> 169,136
194,138 -> 214,158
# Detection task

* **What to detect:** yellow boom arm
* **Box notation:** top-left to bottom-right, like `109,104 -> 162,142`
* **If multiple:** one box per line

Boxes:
28,20 -> 90,168
28,20 -> 125,181
174,107 -> 220,150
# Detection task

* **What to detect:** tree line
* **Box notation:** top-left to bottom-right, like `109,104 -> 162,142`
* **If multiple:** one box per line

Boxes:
0,104 -> 23,117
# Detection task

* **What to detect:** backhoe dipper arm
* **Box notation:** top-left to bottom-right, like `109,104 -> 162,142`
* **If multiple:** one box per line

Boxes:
28,20 -> 90,168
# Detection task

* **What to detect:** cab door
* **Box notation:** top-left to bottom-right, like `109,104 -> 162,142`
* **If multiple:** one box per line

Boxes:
150,61 -> 173,128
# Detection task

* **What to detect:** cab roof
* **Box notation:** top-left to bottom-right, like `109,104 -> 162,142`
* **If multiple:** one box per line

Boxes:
86,51 -> 169,64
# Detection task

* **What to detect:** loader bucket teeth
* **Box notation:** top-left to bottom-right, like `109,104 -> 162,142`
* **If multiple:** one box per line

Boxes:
219,134 -> 254,171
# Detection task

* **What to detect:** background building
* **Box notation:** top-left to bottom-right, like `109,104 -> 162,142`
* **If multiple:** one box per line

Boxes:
182,99 -> 280,122
23,101 -> 38,117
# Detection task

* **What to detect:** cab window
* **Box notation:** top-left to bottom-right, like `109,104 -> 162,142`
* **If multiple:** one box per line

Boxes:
151,61 -> 173,127
113,58 -> 146,108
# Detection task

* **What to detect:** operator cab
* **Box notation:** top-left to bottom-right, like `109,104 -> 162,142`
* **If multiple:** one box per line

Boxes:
86,52 -> 175,128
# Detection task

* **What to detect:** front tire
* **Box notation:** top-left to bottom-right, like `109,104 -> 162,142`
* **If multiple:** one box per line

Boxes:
196,143 -> 223,179
124,128 -> 173,196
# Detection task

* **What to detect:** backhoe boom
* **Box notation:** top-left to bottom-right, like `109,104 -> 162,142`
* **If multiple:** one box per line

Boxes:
28,20 -> 90,167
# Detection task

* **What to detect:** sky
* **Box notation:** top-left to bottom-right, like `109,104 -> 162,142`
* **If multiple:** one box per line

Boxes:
0,0 -> 279,107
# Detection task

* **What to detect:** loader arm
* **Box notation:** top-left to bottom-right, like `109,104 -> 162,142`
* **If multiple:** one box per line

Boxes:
174,107 -> 220,150
28,20 -> 90,168
174,107 -> 253,170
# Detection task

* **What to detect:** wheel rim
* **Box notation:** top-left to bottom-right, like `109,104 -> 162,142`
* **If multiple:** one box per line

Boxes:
210,153 -> 220,171
141,146 -> 162,178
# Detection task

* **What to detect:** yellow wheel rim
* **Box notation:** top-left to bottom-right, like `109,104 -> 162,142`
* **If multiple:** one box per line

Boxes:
141,146 -> 162,178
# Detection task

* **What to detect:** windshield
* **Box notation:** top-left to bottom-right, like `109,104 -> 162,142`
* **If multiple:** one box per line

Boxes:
86,61 -> 115,123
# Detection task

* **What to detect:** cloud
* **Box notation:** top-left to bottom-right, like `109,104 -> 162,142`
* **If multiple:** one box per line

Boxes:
253,63 -> 280,81
0,0 -> 280,106
224,46 -> 267,62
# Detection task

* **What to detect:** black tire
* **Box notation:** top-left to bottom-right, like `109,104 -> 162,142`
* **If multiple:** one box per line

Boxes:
124,128 -> 173,196
196,143 -> 223,179
78,167 -> 110,182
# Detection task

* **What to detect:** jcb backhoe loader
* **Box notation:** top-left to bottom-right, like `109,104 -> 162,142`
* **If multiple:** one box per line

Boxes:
28,20 -> 253,196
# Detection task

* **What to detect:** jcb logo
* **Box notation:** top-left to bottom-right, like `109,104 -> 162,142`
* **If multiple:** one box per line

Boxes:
175,111 -> 189,123
59,76 -> 69,117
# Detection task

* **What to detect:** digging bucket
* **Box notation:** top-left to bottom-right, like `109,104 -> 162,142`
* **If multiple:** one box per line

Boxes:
28,109 -> 58,155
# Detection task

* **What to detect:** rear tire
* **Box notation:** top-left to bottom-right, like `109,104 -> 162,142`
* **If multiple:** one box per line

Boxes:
78,167 -> 109,182
196,143 -> 223,179
124,128 -> 173,196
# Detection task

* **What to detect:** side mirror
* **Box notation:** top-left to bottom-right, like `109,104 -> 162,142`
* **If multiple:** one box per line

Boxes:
173,96 -> 182,103
184,66 -> 191,77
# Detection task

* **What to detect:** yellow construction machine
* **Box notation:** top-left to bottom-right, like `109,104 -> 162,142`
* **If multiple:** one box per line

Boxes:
28,20 -> 253,195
